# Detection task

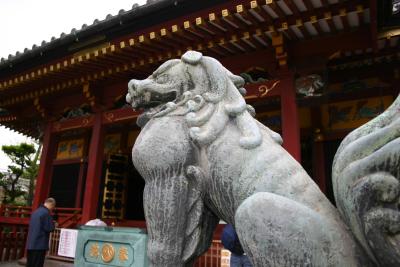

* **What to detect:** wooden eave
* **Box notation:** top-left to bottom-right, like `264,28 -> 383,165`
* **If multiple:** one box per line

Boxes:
3,0 -> 397,138
0,0 -> 372,108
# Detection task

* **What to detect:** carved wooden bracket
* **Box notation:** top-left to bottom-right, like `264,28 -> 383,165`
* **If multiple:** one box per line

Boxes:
83,82 -> 96,107
272,32 -> 287,67
33,97 -> 46,118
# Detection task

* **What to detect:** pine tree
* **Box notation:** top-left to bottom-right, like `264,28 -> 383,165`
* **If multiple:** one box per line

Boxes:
0,143 -> 37,204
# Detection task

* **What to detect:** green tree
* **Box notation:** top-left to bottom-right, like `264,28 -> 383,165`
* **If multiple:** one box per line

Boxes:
0,143 -> 37,204
25,143 -> 42,206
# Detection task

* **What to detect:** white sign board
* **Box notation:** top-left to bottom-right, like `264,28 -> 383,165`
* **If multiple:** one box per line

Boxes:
221,249 -> 231,267
58,229 -> 78,258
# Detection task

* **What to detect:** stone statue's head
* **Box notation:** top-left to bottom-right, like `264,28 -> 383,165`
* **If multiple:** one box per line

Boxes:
126,50 -> 266,148
126,51 -> 246,109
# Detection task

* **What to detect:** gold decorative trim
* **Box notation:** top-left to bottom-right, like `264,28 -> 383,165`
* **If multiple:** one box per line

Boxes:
104,112 -> 115,122
119,246 -> 129,262
258,81 -> 280,97
89,243 -> 100,258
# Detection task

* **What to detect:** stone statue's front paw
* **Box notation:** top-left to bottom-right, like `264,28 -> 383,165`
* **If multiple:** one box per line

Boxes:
351,172 -> 400,266
363,208 -> 400,266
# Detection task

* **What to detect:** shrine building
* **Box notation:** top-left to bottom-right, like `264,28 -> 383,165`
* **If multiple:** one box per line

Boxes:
0,0 -> 399,264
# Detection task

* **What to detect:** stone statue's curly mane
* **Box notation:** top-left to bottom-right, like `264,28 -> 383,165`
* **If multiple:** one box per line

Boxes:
162,52 -> 263,149
332,94 -> 400,266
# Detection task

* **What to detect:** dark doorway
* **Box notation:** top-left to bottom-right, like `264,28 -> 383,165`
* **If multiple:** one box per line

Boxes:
324,139 -> 343,206
49,164 -> 80,207
301,137 -> 313,177
99,155 -> 145,220
125,163 -> 145,220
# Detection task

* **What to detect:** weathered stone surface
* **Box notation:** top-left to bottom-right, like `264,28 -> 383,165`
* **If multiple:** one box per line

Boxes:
126,50 -> 399,267
333,94 -> 400,267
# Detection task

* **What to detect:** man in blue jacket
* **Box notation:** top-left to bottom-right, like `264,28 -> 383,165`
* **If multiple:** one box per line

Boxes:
221,224 -> 252,267
26,198 -> 56,267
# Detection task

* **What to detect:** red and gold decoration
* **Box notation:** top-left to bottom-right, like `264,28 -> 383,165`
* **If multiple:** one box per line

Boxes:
104,134 -> 121,155
56,138 -> 85,159
322,96 -> 393,130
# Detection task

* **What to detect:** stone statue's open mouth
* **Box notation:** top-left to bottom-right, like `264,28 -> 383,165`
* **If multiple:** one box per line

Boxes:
132,91 -> 177,111
132,90 -> 177,127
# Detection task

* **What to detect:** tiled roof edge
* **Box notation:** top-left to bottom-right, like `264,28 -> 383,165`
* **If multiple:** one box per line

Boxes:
0,0 -> 175,69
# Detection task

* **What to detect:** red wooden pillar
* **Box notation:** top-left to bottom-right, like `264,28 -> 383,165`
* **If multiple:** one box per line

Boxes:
74,161 -> 87,208
81,113 -> 105,222
32,122 -> 56,209
280,70 -> 301,162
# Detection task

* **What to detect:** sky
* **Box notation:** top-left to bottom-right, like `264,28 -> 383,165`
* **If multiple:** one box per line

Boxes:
0,0 -> 147,171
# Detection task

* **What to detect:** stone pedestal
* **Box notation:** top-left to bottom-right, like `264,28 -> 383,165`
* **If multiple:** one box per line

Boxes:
74,226 -> 148,267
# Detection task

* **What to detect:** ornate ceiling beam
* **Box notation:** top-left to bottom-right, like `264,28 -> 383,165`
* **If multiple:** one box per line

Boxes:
272,32 -> 287,67
0,1 -> 367,93
33,97 -> 47,118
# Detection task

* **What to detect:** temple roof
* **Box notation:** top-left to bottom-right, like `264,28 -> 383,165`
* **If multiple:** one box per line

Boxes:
0,0 -> 151,67
0,0 -> 398,139
0,0 -> 229,76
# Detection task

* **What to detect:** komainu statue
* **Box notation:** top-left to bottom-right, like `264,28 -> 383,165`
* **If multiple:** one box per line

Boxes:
333,93 -> 400,266
126,50 -> 399,267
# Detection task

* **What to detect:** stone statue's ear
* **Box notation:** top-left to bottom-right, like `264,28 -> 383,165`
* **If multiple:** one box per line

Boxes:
181,51 -> 203,65
200,57 -> 227,103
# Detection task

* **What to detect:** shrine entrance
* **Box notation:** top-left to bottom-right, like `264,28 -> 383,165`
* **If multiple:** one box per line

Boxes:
125,163 -> 145,220
49,163 -> 87,208
99,153 -> 145,222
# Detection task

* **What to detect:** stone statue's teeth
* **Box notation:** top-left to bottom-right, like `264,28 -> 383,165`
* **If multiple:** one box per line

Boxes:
144,92 -> 151,102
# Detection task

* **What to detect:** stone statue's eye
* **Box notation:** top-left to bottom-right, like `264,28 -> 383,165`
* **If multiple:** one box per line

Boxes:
156,74 -> 169,83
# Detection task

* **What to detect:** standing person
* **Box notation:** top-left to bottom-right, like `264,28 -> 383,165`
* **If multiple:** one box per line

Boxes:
221,224 -> 252,267
26,198 -> 57,267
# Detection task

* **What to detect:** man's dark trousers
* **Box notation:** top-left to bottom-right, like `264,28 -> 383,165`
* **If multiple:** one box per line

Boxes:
27,250 -> 46,267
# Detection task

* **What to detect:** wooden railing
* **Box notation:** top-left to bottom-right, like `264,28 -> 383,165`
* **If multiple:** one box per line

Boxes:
0,227 -> 28,262
0,206 -> 32,225
0,206 -> 82,263
47,228 -> 74,262
0,205 -> 31,262
0,205 -> 32,218
195,241 -> 223,267
48,228 -> 61,258
0,205 -> 82,228
54,208 -> 82,228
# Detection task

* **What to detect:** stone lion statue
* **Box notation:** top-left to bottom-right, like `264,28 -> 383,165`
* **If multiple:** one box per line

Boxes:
126,51 -> 399,267
333,93 -> 400,266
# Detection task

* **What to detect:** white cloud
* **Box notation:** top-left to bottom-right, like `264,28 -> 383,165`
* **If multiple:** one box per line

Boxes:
0,0 -> 147,170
